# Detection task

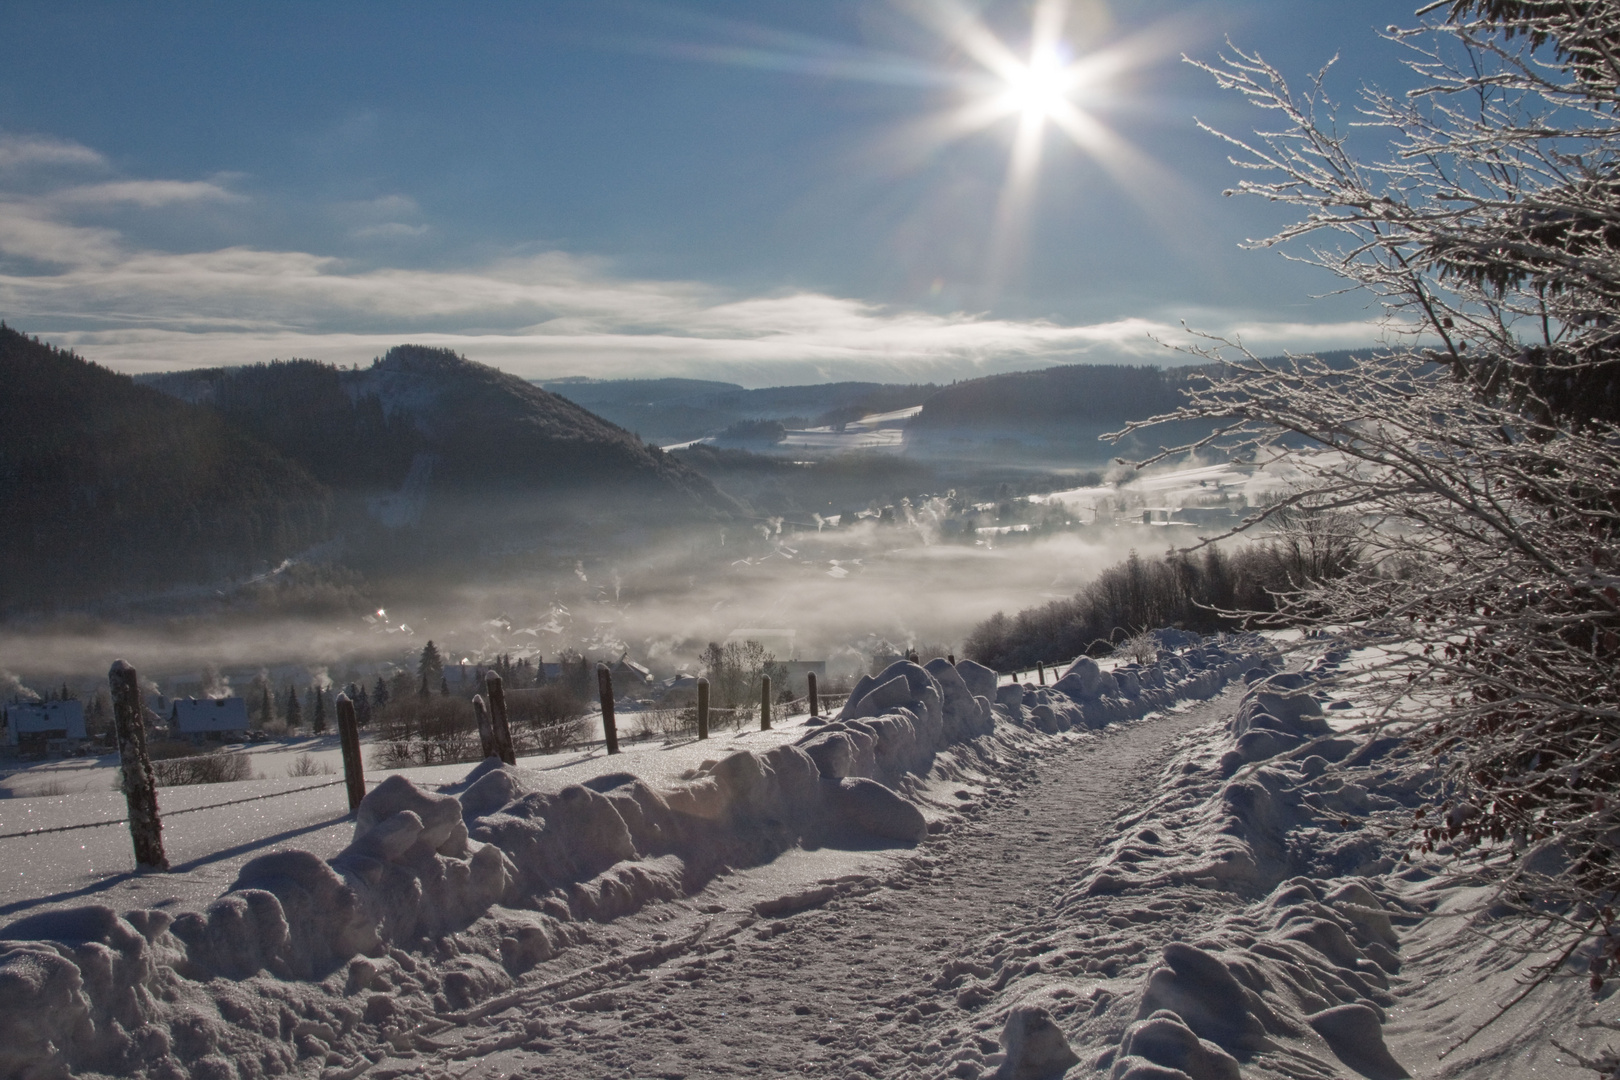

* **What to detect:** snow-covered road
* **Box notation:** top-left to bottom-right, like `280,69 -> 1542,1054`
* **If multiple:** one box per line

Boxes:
378,691 -> 1239,1080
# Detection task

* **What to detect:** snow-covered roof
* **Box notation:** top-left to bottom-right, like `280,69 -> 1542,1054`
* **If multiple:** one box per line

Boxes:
3,700 -> 86,743
170,697 -> 249,733
611,658 -> 653,683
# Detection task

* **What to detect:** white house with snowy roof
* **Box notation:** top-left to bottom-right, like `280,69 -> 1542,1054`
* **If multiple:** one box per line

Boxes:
3,700 -> 87,751
169,697 -> 250,743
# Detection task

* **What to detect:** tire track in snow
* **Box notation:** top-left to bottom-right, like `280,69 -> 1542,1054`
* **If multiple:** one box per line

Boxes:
440,688 -> 1243,1080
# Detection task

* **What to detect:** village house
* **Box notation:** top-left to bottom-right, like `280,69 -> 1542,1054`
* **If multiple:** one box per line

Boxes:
169,697 -> 250,744
608,654 -> 654,690
2,700 -> 88,755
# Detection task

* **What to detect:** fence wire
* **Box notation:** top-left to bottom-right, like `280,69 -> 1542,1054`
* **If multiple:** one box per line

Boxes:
0,776 -> 367,841
0,687 -> 881,842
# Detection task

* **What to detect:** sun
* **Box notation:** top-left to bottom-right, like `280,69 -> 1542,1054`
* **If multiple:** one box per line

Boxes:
999,47 -> 1074,124
637,0 -> 1185,294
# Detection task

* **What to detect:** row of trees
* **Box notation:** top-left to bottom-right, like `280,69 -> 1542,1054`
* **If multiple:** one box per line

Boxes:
699,639 -> 787,722
962,526 -> 1361,671
372,641 -> 599,766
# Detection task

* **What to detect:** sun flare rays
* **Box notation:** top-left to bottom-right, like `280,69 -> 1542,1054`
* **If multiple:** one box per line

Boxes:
628,0 -> 1191,301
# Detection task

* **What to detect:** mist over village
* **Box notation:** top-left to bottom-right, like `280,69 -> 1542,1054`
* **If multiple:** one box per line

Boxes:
3,3 -> 1619,1079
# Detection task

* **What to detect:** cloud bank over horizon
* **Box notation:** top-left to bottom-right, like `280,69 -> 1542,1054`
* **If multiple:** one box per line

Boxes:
0,131 -> 1384,386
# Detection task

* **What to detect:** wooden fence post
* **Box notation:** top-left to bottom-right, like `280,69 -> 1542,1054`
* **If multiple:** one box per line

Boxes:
948,653 -> 955,665
472,694 -> 497,760
1038,662 -> 1046,686
760,674 -> 772,730
807,672 -> 818,718
484,672 -> 517,766
108,661 -> 168,871
598,664 -> 619,754
696,678 -> 710,740
335,693 -> 366,813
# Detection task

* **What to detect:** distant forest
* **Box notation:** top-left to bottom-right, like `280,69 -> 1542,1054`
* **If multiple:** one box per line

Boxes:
0,325 -> 332,612
0,334 -> 736,614
909,364 -> 1188,429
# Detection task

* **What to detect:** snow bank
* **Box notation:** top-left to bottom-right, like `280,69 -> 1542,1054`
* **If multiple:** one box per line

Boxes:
926,644 -> 1447,1080
0,634 -> 1270,1079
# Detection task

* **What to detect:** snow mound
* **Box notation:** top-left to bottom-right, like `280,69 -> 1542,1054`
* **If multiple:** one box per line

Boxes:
930,651 -> 1442,1080
0,640 -> 1273,1079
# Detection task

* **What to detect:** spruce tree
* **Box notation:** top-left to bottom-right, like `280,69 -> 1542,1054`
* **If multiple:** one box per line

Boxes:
285,683 -> 303,730
418,640 -> 443,699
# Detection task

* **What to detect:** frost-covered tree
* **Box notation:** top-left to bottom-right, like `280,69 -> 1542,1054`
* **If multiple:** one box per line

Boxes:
1135,0 -> 1620,993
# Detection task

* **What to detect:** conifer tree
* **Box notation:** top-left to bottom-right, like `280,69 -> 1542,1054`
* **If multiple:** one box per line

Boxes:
285,683 -> 302,730
418,640 -> 443,699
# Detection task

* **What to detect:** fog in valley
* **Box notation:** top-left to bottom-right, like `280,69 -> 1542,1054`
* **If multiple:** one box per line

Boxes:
1,333 -> 1288,704
0,499 -> 1217,700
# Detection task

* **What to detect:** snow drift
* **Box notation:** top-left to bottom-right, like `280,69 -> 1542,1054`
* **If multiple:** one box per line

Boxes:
920,643 -> 1444,1080
0,634 -> 1269,1079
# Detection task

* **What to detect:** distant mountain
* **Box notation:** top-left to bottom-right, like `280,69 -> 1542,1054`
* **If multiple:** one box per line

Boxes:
906,354 -> 1376,465
140,345 -> 737,570
905,363 -> 1216,465
911,364 -> 1186,429
0,325 -> 331,613
541,377 -> 938,445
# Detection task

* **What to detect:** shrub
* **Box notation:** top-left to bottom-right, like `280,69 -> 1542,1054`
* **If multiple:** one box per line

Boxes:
287,753 -> 334,778
1144,0 -> 1620,1015
151,751 -> 254,786
506,684 -> 588,753
372,694 -> 478,768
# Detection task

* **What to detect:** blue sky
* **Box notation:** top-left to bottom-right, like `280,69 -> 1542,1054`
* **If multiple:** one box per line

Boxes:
0,1 -> 1422,385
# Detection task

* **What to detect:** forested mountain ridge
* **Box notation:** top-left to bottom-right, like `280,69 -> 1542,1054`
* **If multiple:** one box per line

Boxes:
144,346 -> 733,504
0,325 -> 332,613
903,354 -> 1370,465
908,363 -> 1189,429
138,345 -> 739,572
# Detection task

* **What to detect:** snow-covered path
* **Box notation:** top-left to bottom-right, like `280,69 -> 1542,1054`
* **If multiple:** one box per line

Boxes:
408,692 -> 1237,1080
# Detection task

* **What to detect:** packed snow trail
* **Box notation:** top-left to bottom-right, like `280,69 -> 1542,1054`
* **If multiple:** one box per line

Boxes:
425,693 -> 1239,1080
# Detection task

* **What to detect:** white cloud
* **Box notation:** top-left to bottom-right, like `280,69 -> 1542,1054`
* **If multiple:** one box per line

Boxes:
0,133 -> 106,172
352,222 -> 431,239
51,179 -> 241,208
0,200 -> 123,265
0,135 -> 1384,384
